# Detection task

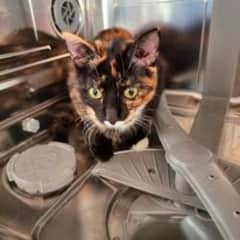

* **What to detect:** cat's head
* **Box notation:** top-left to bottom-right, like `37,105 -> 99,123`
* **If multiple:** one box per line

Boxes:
63,28 -> 164,137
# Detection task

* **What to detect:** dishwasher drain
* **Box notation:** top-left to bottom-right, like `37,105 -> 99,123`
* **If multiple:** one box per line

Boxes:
6,142 -> 76,196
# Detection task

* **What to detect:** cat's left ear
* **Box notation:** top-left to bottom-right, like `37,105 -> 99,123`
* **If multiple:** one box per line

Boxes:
130,28 -> 161,67
62,32 -> 97,67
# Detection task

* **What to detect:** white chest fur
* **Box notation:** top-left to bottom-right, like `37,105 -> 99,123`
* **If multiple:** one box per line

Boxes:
131,137 -> 149,151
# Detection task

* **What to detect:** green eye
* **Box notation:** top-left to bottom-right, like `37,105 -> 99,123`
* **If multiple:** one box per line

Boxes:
88,87 -> 103,99
124,87 -> 138,99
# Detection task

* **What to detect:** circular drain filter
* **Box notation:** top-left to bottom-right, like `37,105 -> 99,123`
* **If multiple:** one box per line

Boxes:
51,0 -> 83,35
6,142 -> 76,195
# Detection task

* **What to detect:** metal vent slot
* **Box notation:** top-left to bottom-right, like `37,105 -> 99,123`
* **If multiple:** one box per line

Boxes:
51,0 -> 84,36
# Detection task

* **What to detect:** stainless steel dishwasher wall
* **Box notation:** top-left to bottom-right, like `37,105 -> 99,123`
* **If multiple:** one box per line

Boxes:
0,0 -> 29,38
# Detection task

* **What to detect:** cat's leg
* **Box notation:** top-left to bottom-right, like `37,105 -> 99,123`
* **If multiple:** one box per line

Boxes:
50,103 -> 76,142
89,132 -> 114,161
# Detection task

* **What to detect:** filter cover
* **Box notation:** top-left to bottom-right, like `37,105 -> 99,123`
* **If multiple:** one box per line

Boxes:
6,142 -> 76,195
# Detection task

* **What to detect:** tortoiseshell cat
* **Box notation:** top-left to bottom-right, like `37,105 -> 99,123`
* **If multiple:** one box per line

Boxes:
1,25 -> 202,162
53,27 -> 167,161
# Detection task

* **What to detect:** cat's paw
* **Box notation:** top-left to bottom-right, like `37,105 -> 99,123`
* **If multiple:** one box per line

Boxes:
50,103 -> 75,142
131,137 -> 149,151
91,134 -> 114,161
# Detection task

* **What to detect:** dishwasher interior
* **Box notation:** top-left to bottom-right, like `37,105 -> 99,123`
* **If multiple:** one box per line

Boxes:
0,0 -> 240,240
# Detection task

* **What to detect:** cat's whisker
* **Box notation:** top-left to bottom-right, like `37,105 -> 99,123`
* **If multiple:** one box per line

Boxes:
135,123 -> 148,132
135,118 -> 151,132
92,127 -> 98,145
84,121 -> 93,130
137,116 -> 151,124
83,119 -> 93,127
86,124 -> 95,138
83,126 -> 90,139
83,121 -> 94,138
84,123 -> 96,144
86,129 -> 92,144
87,127 -> 96,145
142,117 -> 152,124
134,121 -> 146,132
82,122 -> 91,135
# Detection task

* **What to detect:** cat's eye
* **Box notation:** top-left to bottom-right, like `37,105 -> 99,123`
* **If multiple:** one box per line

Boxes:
124,87 -> 138,99
88,87 -> 103,99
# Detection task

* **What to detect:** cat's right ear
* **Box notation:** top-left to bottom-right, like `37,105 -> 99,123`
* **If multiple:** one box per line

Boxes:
62,32 -> 97,67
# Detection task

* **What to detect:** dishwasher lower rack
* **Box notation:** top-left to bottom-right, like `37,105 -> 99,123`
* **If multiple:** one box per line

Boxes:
0,145 -> 239,240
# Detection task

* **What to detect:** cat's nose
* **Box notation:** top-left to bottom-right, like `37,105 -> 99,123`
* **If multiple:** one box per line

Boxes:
105,108 -> 118,124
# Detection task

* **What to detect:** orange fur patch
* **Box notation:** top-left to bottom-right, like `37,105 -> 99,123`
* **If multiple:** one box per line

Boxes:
124,66 -> 158,109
